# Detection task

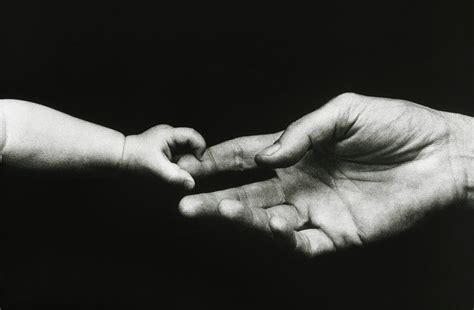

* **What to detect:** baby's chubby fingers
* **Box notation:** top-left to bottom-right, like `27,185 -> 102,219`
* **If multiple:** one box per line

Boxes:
160,127 -> 206,189
121,125 -> 206,189
154,127 -> 206,189
167,127 -> 206,160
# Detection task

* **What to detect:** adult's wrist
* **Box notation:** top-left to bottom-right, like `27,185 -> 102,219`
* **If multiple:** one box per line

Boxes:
445,112 -> 474,207
0,103 -> 6,164
462,115 -> 474,206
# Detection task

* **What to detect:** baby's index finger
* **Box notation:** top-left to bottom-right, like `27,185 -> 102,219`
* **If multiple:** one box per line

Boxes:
169,127 -> 206,159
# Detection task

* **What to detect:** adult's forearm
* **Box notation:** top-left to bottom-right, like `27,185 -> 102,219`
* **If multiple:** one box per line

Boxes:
0,99 -> 125,170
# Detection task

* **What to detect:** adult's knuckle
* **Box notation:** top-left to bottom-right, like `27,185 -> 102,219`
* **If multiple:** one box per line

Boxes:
285,120 -> 302,134
236,186 -> 250,207
206,147 -> 219,170
230,139 -> 244,170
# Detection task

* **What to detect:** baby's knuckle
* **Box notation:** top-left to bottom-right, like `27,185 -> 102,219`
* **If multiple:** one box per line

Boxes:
156,124 -> 172,130
188,128 -> 200,136
335,92 -> 360,104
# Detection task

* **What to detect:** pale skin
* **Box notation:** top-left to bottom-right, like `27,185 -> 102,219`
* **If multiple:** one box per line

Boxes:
178,93 -> 474,256
0,99 -> 206,189
2,95 -> 472,257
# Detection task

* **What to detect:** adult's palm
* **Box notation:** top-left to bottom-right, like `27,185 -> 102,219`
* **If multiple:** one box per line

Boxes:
178,93 -> 470,256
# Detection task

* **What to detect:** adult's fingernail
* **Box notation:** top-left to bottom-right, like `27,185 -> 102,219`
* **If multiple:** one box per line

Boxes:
261,142 -> 281,156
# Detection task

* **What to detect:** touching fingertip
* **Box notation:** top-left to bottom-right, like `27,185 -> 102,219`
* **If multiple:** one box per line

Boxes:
194,149 -> 205,161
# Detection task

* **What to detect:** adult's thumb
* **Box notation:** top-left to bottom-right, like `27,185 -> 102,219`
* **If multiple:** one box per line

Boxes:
255,97 -> 347,168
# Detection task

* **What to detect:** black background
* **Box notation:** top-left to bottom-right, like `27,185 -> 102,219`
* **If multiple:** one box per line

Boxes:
0,2 -> 472,309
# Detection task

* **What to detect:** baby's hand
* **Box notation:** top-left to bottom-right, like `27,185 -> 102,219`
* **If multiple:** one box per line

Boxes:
120,125 -> 205,190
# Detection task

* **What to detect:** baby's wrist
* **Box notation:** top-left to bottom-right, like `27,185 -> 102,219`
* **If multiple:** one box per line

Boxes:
119,134 -> 140,172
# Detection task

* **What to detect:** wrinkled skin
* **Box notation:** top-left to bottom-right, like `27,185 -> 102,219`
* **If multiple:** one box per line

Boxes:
178,93 -> 472,256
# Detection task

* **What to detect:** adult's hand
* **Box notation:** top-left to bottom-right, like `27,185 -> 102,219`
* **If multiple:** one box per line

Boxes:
178,93 -> 473,256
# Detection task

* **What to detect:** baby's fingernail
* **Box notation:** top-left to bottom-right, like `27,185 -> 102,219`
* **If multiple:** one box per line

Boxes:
184,178 -> 195,190
196,151 -> 205,161
261,142 -> 281,156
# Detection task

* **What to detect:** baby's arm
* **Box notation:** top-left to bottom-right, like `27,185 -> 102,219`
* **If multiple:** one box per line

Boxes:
0,99 -> 125,171
0,99 -> 204,189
